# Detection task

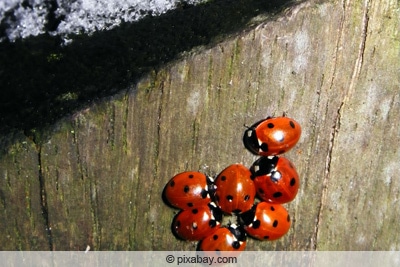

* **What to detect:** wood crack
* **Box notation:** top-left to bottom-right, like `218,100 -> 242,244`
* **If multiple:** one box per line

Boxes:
72,119 -> 101,249
312,0 -> 371,250
347,0 -> 370,98
37,145 -> 53,250
150,78 -> 165,249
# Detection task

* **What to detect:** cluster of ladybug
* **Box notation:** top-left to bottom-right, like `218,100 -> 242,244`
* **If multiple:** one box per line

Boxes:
162,116 -> 301,251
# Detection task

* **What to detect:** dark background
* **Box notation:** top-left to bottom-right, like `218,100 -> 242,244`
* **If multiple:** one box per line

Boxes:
0,0 -> 297,137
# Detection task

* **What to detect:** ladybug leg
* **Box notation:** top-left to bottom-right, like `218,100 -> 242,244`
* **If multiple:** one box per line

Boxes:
243,123 -> 253,130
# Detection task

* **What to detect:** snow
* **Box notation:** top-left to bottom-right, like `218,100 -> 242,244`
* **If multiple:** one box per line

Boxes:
2,0 -> 47,40
0,0 -> 207,43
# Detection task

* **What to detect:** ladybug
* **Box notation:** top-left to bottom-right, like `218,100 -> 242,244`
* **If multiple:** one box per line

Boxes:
171,202 -> 222,241
163,171 -> 216,209
243,116 -> 301,156
198,224 -> 247,251
250,156 -> 299,204
239,202 -> 291,241
214,164 -> 256,214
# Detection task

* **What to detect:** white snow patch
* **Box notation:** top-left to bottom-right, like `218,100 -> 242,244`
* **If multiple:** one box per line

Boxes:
3,0 -> 47,40
1,0 -> 208,43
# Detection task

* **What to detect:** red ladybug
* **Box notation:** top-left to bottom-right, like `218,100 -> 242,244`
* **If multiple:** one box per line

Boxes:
214,164 -> 256,214
250,156 -> 299,204
163,171 -> 215,209
198,224 -> 247,251
243,116 -> 301,156
239,202 -> 291,241
172,202 -> 222,241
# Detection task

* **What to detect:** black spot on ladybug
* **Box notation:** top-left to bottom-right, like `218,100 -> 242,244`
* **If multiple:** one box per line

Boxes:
290,178 -> 296,186
213,234 -> 219,240
260,143 -> 269,152
270,206 -> 275,211
273,192 -> 283,198
287,215 -> 291,222
183,185 -> 190,193
244,195 -> 250,201
252,220 -> 261,229
221,176 -> 227,181
264,236 -> 270,239
273,220 -> 278,227
258,188 -> 264,194
226,195 -> 233,202
169,180 -> 175,187
188,174 -> 194,178
201,189 -> 208,198
267,123 -> 274,128
192,209 -> 198,214
187,202 -> 193,207
232,241 -> 241,249
289,121 -> 295,128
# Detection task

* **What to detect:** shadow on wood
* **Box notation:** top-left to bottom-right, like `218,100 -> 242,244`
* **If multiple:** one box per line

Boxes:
0,0 -> 296,138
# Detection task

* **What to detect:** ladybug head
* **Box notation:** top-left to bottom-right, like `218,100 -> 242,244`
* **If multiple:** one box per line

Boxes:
238,204 -> 257,226
250,156 -> 279,176
242,128 -> 260,155
228,224 -> 247,243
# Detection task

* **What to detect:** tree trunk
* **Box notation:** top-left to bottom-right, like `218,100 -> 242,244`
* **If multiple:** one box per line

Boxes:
0,0 -> 399,250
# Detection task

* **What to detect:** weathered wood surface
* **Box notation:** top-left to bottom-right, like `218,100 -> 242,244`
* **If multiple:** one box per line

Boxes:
1,0 -> 399,251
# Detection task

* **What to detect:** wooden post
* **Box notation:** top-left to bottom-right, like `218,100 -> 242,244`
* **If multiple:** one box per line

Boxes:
0,0 -> 399,250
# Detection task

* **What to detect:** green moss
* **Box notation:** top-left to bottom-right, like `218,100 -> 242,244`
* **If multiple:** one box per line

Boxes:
46,53 -> 63,62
